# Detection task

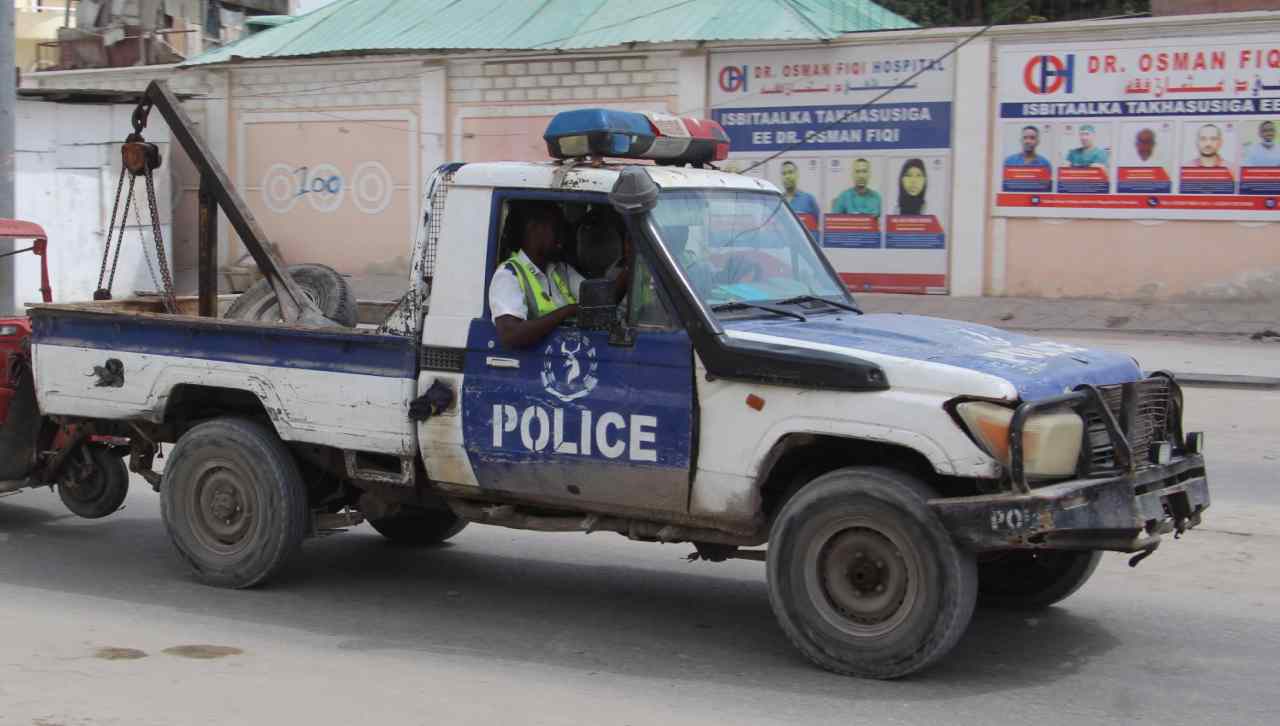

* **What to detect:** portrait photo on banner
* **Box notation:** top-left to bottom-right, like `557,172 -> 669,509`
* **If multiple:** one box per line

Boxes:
1000,122 -> 1054,193
884,155 -> 947,250
822,156 -> 885,249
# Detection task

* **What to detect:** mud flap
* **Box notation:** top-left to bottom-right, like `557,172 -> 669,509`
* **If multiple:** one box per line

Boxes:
0,361 -> 41,481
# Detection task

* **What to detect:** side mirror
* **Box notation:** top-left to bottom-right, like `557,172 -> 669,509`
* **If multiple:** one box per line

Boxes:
577,279 -> 616,331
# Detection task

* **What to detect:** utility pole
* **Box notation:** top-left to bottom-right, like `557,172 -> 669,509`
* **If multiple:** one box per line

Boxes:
0,1 -> 15,314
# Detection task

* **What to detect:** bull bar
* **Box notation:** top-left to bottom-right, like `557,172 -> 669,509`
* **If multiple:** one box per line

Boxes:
932,375 -> 1209,554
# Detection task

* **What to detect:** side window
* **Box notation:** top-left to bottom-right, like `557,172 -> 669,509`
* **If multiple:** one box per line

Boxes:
628,257 -> 674,328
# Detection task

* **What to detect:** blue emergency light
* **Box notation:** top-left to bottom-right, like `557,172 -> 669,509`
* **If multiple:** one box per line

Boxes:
544,108 -> 730,165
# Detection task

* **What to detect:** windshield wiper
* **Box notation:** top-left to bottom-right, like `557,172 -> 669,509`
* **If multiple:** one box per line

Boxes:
773,294 -> 862,314
710,300 -> 807,321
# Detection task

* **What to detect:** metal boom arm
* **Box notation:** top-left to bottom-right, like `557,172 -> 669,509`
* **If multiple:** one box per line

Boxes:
138,80 -> 330,325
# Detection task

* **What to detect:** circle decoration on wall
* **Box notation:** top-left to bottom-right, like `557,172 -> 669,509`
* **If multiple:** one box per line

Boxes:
262,163 -> 299,214
351,161 -> 394,215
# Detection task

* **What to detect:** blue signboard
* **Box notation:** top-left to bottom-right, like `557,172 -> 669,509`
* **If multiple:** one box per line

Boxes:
712,102 -> 952,153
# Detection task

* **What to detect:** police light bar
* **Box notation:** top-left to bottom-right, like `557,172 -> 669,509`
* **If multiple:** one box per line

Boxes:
544,108 -> 730,165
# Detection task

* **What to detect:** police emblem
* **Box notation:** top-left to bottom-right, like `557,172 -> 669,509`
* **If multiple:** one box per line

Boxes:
541,331 -> 599,402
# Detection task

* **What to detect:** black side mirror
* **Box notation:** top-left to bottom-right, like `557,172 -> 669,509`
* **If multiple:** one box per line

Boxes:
577,279 -> 616,331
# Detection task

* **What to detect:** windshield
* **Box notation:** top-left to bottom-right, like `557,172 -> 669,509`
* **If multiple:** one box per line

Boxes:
649,190 -> 848,311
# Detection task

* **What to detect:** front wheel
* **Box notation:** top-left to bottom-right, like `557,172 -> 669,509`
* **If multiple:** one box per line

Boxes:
977,550 -> 1102,610
767,467 -> 977,679
161,418 -> 309,589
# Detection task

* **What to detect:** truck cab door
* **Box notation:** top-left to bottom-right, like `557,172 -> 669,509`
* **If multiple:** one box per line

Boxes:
461,209 -> 694,514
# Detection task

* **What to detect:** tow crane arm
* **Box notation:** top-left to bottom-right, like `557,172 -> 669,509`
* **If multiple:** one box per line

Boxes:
132,80 -> 332,325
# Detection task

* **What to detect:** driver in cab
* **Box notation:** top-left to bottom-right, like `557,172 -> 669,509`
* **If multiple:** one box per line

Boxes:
489,205 -> 626,349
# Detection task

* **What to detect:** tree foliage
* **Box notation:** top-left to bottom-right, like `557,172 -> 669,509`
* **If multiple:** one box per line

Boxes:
876,0 -> 1152,26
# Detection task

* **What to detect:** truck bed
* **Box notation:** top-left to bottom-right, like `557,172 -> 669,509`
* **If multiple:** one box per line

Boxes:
28,301 -> 419,456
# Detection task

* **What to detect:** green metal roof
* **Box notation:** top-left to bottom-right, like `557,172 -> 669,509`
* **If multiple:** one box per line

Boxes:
244,15 -> 298,29
183,0 -> 915,66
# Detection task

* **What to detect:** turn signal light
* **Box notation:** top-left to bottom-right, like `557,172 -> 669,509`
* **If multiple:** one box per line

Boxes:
956,401 -> 1084,478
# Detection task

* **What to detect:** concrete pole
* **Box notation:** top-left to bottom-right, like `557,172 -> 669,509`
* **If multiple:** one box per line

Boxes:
0,1 -> 15,314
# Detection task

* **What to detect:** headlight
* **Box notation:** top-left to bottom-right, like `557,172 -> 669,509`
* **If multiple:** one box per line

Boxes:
0,324 -> 19,337
956,401 -> 1083,478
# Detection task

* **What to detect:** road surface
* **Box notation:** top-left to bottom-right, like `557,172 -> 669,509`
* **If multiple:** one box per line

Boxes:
1,334 -> 1276,726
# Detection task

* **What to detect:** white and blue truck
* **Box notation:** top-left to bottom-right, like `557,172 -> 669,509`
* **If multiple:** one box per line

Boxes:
1,84 -> 1210,679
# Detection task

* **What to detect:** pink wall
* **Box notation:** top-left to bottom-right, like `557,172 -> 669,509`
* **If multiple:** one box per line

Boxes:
461,115 -> 555,162
237,116 -> 416,275
1004,218 -> 1280,299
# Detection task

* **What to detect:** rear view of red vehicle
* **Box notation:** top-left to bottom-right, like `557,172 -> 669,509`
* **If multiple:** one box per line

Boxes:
1,219 -> 129,516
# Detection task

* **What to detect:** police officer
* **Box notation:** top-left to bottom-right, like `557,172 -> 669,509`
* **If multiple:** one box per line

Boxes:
489,205 -> 586,349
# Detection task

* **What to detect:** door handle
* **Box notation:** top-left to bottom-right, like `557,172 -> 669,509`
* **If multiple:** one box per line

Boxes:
485,356 -> 520,369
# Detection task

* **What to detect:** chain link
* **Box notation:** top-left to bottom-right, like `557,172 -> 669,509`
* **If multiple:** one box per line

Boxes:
96,167 -> 129,294
104,175 -> 136,296
130,186 -> 164,296
96,138 -> 179,312
143,166 -> 179,314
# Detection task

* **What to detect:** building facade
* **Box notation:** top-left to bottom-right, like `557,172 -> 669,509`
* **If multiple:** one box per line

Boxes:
17,7 -> 1280,306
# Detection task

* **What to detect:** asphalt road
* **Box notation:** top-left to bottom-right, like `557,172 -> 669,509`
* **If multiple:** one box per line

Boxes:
1,342 -> 1277,725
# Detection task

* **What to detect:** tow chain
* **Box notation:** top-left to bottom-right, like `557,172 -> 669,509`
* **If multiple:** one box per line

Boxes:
94,120 -> 178,314
143,163 -> 179,313
95,168 -> 130,296
131,180 -> 163,296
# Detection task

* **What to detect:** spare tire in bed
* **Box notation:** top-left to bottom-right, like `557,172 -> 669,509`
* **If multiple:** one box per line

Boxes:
224,264 -> 357,327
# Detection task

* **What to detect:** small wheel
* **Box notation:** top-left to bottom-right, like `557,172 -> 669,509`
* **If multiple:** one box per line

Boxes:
161,418 -> 309,589
977,550 -> 1102,610
57,446 -> 129,519
767,466 -> 977,679
367,507 -> 467,546
224,264 -> 357,327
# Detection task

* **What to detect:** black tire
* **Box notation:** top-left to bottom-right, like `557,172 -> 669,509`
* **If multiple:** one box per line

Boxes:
57,447 -> 129,519
367,507 -> 467,546
766,467 -> 978,679
223,264 -> 357,327
977,550 -> 1102,610
160,418 -> 309,589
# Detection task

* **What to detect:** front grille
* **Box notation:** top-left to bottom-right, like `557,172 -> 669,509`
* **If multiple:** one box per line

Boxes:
1083,377 -> 1173,472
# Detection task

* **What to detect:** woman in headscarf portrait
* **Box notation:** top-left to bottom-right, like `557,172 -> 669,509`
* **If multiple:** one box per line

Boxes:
896,158 -> 927,215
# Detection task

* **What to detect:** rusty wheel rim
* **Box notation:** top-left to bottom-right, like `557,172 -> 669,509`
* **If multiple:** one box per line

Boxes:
187,458 -> 257,556
804,517 -> 921,638
60,449 -> 106,503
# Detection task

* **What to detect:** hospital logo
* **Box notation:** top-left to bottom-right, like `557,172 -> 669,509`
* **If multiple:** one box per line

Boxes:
719,65 -> 748,93
1022,54 -> 1074,95
541,331 -> 599,402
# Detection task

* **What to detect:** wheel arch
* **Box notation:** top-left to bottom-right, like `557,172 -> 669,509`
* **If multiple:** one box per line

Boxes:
755,431 -> 960,527
158,381 -> 287,440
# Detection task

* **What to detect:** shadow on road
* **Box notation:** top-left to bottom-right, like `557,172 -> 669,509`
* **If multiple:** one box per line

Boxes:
0,496 -> 1121,699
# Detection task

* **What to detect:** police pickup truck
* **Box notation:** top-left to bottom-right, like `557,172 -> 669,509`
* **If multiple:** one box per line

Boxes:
14,100 -> 1209,679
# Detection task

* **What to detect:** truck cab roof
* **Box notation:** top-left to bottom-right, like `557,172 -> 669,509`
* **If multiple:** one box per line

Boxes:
449,161 -> 781,195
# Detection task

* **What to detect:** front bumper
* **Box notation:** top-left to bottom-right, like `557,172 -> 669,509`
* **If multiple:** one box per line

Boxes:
930,454 -> 1209,553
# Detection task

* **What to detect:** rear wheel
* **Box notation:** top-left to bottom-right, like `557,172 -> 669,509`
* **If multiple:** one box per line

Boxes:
767,467 -> 977,679
977,550 -> 1102,610
57,446 -> 129,519
367,507 -> 467,546
161,418 -> 309,589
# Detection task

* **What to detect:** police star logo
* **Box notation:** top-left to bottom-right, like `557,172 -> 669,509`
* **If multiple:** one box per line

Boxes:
541,331 -> 599,402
